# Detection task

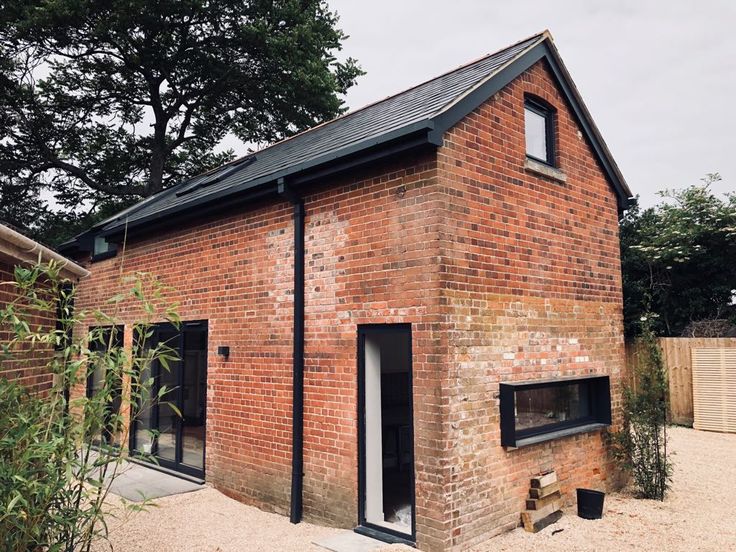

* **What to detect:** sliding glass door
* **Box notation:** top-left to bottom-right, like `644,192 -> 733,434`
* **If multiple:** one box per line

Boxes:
131,321 -> 208,478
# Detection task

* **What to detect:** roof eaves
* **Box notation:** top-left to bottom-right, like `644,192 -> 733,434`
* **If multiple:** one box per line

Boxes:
100,119 -> 437,236
58,183 -> 184,252
0,223 -> 89,278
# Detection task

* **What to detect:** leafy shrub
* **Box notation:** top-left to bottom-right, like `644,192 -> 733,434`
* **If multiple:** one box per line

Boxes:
611,316 -> 672,500
0,260 -> 178,551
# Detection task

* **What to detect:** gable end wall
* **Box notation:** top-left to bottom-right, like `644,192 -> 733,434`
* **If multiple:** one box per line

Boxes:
436,59 -> 626,549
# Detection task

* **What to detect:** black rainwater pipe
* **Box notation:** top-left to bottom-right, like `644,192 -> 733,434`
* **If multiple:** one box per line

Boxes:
278,179 -> 305,524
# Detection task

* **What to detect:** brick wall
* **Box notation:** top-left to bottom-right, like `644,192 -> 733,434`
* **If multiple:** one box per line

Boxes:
72,57 -> 626,552
300,152 -> 446,538
0,259 -> 57,394
435,59 -> 625,549
75,199 -> 298,513
72,151 -> 451,547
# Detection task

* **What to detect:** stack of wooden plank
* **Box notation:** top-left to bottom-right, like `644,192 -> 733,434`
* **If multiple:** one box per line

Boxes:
521,471 -> 563,532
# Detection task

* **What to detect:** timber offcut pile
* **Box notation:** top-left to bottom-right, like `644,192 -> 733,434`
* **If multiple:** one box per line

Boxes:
521,471 -> 563,532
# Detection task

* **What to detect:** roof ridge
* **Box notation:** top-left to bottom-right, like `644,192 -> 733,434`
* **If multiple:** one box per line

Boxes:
431,32 -> 548,119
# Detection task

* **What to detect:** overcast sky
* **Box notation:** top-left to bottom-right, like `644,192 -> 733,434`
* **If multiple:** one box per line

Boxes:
314,0 -> 736,207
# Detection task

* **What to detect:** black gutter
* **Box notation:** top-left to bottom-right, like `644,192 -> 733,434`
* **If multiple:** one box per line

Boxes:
278,178 -> 305,524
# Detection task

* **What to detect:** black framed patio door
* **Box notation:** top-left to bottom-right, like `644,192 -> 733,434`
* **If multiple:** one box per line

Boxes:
131,321 -> 208,478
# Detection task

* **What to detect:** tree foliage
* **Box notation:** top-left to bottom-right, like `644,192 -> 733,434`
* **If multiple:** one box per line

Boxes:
0,0 -> 362,245
621,174 -> 736,337
0,260 -> 179,551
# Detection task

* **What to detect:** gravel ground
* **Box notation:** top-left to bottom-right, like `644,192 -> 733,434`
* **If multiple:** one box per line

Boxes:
97,488 -> 342,552
475,426 -> 736,552
100,426 -> 736,552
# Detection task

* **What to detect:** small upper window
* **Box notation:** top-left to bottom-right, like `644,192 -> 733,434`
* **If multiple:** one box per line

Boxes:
92,235 -> 117,261
524,97 -> 555,165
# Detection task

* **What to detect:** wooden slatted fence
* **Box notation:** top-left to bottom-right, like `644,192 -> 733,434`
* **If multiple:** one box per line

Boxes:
692,348 -> 736,433
625,338 -> 736,427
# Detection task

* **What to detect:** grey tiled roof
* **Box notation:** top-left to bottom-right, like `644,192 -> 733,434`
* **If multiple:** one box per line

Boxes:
96,33 -> 545,234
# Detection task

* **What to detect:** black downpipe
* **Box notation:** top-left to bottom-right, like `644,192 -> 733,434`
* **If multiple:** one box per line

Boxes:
279,180 -> 305,524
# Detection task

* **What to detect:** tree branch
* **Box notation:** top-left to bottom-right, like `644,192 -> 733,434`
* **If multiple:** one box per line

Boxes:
46,158 -> 143,198
167,102 -> 198,153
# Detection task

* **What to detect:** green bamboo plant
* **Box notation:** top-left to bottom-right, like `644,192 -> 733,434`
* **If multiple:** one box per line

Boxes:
0,259 -> 179,551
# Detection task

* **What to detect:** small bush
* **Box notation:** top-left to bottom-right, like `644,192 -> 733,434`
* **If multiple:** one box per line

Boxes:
611,315 -> 672,500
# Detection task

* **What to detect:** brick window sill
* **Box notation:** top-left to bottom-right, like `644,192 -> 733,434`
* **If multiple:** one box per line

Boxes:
524,157 -> 567,184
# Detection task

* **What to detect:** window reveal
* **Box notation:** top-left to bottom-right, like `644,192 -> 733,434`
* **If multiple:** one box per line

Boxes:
500,376 -> 611,447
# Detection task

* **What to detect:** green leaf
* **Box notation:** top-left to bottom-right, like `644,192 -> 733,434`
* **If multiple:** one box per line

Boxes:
6,493 -> 22,513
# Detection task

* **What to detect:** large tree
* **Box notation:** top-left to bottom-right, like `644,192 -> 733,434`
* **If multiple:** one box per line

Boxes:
621,174 -> 736,337
0,0 -> 362,244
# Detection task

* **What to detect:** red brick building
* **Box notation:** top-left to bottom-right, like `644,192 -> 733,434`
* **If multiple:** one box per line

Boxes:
61,32 -> 632,551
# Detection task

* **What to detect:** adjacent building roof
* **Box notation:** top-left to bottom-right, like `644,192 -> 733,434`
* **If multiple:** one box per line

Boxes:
60,31 -> 632,253
0,222 -> 89,279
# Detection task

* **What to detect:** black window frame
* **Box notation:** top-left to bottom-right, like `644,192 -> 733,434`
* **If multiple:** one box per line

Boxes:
90,235 -> 118,263
524,95 -> 556,166
500,375 -> 611,448
356,323 -> 416,546
129,320 -> 208,479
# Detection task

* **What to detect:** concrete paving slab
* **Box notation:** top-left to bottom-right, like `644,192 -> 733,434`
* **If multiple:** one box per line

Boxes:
313,531 -> 386,552
106,461 -> 204,502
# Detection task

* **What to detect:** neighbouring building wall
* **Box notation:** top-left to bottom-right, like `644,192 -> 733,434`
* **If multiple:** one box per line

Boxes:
436,59 -> 626,550
0,258 -> 57,394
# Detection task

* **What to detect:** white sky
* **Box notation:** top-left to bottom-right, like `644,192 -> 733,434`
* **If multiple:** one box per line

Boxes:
312,0 -> 736,206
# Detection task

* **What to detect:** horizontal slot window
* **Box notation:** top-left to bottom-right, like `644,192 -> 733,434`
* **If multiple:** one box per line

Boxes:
500,376 -> 611,448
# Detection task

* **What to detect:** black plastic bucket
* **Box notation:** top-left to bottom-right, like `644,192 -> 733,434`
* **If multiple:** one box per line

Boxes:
577,488 -> 605,519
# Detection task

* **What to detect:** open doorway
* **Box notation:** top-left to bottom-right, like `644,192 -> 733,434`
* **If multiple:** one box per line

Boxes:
358,324 -> 415,541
